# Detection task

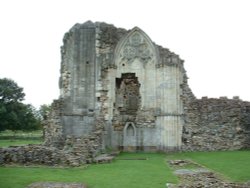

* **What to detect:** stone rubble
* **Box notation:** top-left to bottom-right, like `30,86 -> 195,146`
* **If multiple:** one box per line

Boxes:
27,182 -> 86,188
93,154 -> 114,164
167,160 -> 250,188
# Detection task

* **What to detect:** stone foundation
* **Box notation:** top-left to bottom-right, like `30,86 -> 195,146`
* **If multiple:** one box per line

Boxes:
168,160 -> 250,188
28,182 -> 86,188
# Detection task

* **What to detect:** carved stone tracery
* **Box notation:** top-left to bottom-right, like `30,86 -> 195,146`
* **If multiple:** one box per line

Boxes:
120,31 -> 153,63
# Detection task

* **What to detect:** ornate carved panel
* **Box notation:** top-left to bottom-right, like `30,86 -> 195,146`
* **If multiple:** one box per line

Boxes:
119,30 -> 154,63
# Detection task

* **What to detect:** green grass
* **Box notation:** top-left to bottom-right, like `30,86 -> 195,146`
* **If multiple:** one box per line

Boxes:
0,130 -> 43,138
0,139 -> 42,147
1,136 -> 249,187
0,130 -> 43,147
167,150 -> 250,182
0,153 -> 177,188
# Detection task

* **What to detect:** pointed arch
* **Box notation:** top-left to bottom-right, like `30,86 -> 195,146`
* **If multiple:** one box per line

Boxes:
124,122 -> 136,137
114,27 -> 159,65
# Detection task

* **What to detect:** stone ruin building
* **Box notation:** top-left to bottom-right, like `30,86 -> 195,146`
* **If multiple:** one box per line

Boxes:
1,21 -> 250,166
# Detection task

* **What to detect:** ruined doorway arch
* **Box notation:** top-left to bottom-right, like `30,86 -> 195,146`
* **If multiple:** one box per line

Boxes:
123,122 -> 137,151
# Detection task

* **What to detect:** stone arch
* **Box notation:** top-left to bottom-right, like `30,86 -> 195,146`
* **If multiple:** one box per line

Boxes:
122,122 -> 137,151
124,122 -> 136,137
114,27 -> 159,66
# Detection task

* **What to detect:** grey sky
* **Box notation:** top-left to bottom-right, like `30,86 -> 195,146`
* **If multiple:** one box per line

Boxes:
0,0 -> 249,108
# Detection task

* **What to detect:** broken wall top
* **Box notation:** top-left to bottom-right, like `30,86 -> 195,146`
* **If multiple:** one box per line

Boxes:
61,21 -> 185,70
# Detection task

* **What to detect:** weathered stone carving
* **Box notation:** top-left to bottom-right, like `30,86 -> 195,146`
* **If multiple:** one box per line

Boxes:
120,31 -> 153,63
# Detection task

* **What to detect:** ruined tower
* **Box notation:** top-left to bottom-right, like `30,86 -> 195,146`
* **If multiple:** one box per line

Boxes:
44,21 -> 250,155
53,21 -> 187,152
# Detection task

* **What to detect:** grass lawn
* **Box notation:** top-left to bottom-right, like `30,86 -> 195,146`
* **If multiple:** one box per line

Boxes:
0,153 -> 177,188
0,135 -> 249,188
0,139 -> 42,147
0,130 -> 42,137
167,150 -> 250,183
0,130 -> 43,147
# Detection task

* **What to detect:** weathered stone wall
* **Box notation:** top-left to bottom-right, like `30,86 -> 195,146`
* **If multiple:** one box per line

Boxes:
43,99 -> 64,148
0,145 -> 64,166
45,21 -> 250,153
56,21 -> 186,152
60,21 -> 97,137
182,97 -> 250,151
98,26 -> 185,151
0,140 -> 97,167
2,21 -> 250,167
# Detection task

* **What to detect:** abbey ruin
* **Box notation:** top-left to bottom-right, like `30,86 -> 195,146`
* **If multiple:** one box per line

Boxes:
1,21 -> 250,166
44,20 -> 250,152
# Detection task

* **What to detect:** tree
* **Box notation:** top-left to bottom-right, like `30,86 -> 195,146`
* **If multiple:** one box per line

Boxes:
38,104 -> 51,120
18,104 -> 41,131
0,78 -> 41,131
0,103 -> 7,131
0,78 -> 25,103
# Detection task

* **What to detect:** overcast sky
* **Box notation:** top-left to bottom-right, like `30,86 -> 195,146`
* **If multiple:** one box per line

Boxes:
0,0 -> 250,108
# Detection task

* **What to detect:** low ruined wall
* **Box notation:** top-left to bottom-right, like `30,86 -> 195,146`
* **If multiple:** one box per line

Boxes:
0,103 -> 105,167
0,145 -> 68,166
0,134 -> 103,167
182,97 -> 250,151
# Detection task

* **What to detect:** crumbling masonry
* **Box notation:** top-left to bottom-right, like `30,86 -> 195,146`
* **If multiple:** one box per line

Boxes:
44,20 -> 250,154
45,21 -> 188,153
1,21 -> 250,166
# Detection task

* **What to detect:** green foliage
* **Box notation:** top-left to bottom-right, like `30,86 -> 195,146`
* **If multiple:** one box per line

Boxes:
0,78 -> 41,132
167,150 -> 250,182
0,102 -> 41,132
38,104 -> 51,120
0,78 -> 25,103
0,153 -> 177,188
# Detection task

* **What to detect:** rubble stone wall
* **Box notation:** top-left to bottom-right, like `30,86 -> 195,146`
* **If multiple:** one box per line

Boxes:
0,98 -> 105,166
182,97 -> 250,151
0,137 -> 97,167
43,99 -> 64,148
